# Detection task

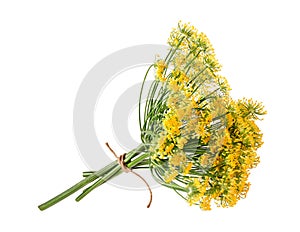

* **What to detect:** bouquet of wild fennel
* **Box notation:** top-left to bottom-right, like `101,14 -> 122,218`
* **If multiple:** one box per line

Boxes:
39,21 -> 266,211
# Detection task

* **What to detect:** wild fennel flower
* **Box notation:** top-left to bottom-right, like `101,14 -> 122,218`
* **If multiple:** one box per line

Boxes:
38,21 -> 266,211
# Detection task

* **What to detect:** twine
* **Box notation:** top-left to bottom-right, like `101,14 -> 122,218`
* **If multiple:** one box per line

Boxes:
105,142 -> 152,208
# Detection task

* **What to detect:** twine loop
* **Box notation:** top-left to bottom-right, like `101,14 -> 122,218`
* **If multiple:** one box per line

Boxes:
105,142 -> 152,208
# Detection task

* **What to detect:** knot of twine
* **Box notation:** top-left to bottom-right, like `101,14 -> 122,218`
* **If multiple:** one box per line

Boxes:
105,142 -> 152,208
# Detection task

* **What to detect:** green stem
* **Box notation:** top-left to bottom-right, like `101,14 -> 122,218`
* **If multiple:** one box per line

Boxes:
165,37 -> 184,68
82,171 -> 94,177
124,144 -> 146,163
81,161 -> 118,177
188,67 -> 207,85
184,49 -> 202,69
127,153 -> 150,168
38,147 -> 149,211
75,166 -> 122,202
38,161 -> 118,211
76,152 -> 150,201
139,64 -> 154,134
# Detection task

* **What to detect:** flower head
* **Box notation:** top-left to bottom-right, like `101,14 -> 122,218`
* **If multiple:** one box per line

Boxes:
141,21 -> 266,210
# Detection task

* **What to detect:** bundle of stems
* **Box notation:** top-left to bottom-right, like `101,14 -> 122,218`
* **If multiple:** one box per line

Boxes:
39,21 -> 266,211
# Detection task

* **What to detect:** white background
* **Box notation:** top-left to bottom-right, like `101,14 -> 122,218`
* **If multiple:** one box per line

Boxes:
1,0 -> 299,231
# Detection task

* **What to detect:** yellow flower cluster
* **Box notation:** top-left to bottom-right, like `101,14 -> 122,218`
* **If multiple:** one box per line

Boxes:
148,22 -> 266,210
155,59 -> 167,82
168,21 -> 222,72
187,99 -> 265,209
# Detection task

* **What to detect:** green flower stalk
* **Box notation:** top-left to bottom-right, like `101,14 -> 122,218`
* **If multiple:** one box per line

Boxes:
38,21 -> 266,211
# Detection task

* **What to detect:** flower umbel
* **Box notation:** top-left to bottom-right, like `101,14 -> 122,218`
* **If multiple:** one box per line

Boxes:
38,21 -> 266,211
141,21 -> 266,210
